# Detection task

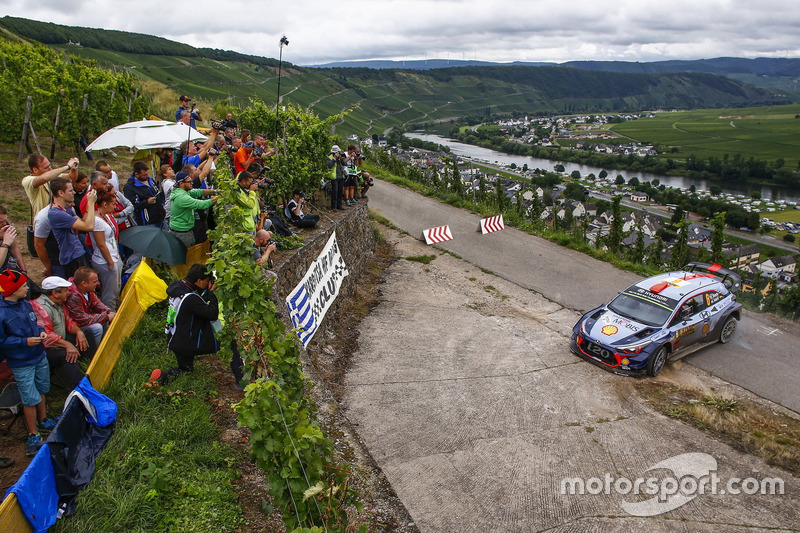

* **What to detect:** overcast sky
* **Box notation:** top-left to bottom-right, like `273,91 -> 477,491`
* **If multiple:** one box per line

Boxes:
2,0 -> 799,66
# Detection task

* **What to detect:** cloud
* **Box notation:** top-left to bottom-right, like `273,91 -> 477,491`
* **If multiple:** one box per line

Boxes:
3,0 -> 800,65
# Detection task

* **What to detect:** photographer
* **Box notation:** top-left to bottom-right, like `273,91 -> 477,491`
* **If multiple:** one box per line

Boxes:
343,145 -> 362,206
234,171 -> 261,235
180,120 -> 221,169
175,95 -> 202,129
286,190 -> 319,229
234,142 -> 257,175
326,145 -> 346,210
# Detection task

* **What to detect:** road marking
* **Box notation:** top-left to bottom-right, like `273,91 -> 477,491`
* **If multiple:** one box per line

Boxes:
758,326 -> 783,336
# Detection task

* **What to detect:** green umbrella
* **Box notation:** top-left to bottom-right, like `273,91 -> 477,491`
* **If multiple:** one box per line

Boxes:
119,226 -> 188,265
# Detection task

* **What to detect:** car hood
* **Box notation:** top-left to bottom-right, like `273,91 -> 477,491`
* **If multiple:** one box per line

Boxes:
586,309 -> 655,345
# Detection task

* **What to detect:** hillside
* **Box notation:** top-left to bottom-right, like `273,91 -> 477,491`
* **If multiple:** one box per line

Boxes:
2,16 -> 797,137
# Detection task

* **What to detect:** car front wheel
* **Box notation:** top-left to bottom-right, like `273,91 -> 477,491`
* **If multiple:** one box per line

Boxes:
647,346 -> 668,377
718,316 -> 738,344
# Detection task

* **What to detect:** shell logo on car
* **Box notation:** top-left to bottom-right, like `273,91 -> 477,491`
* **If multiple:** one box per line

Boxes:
601,325 -> 619,336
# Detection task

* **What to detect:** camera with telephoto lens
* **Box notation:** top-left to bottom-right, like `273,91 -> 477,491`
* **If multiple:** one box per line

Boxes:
366,176 -> 374,186
252,146 -> 264,158
208,147 -> 220,156
267,238 -> 277,248
210,118 -> 224,130
221,118 -> 236,130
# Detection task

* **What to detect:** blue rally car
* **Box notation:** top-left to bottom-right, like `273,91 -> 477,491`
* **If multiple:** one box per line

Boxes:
570,262 -> 742,376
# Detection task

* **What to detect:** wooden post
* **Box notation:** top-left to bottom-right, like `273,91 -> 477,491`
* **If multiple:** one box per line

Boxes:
50,89 -> 65,159
18,96 -> 32,160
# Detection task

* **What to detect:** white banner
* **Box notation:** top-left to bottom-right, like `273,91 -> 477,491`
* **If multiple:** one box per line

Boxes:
285,232 -> 349,347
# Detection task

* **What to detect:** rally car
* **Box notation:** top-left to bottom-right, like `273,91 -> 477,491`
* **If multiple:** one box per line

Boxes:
570,262 -> 742,376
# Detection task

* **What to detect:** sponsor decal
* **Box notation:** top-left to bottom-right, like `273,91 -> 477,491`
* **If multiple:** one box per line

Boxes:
677,325 -> 696,338
705,292 -> 722,306
601,325 -> 619,336
702,324 -> 710,335
612,317 -> 640,332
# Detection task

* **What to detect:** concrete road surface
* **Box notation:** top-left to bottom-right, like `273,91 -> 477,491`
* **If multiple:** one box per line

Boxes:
344,222 -> 799,532
365,179 -> 800,414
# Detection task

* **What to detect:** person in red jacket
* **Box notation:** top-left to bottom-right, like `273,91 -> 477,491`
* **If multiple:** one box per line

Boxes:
65,267 -> 116,348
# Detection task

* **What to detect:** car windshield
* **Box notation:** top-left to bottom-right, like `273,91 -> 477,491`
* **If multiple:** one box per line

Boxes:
607,289 -> 679,327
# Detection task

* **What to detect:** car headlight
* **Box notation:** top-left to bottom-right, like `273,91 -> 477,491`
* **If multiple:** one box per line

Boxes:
617,341 -> 652,354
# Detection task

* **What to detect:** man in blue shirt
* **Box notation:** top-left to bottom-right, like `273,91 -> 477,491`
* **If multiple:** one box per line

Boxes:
175,95 -> 201,129
48,178 -> 97,279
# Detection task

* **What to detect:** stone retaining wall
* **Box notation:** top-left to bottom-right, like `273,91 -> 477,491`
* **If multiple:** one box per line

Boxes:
270,202 -> 374,342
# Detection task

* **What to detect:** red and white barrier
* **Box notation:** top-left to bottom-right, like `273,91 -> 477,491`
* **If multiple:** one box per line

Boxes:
423,225 -> 453,245
479,215 -> 505,234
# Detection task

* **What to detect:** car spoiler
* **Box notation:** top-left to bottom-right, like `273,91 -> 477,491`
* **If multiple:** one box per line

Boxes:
681,262 -> 742,293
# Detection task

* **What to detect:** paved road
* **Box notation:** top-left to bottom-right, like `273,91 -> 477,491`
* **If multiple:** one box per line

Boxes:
344,218 -> 799,532
367,179 -> 800,413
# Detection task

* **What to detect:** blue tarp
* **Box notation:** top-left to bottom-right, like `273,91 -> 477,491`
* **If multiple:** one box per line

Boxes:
4,444 -> 59,533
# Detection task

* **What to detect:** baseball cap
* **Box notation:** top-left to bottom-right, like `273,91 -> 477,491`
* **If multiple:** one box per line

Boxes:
0,269 -> 28,296
180,95 -> 190,102
331,145 -> 341,153
175,171 -> 191,182
41,276 -> 71,291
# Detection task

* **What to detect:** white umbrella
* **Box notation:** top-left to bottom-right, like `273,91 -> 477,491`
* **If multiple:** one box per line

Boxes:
85,119 -> 207,152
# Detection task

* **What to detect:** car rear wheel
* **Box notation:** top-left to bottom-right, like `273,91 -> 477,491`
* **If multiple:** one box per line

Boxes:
718,316 -> 738,344
647,346 -> 668,377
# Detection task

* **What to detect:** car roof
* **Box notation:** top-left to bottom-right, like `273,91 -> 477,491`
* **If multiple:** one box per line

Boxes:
629,270 -> 724,302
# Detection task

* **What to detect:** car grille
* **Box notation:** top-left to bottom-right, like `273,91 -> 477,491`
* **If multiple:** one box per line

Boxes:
579,338 -> 615,363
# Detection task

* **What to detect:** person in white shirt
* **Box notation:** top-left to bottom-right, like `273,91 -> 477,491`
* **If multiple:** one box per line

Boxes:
89,190 -> 122,309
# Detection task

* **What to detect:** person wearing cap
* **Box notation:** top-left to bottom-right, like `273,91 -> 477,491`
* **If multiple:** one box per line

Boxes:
169,172 -> 218,248
234,141 -> 256,175
175,95 -> 202,129
286,190 -> 320,229
0,269 -> 58,455
326,145 -> 346,210
31,276 -> 94,390
150,263 -> 219,384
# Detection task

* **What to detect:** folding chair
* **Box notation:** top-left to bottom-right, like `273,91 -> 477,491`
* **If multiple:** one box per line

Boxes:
0,382 -> 24,439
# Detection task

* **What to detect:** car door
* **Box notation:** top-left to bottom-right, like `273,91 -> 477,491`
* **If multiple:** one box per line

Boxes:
669,294 -> 708,355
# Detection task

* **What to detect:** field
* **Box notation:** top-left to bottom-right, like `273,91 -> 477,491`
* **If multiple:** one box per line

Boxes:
610,105 -> 800,166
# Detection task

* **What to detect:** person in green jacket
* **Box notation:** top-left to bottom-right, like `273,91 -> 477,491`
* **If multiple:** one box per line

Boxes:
235,171 -> 261,235
169,171 -> 218,248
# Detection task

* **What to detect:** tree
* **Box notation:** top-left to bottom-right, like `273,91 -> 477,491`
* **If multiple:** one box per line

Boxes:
629,227 -> 646,265
554,164 -> 565,173
607,195 -> 623,254
671,220 -> 689,269
599,170 -> 608,179
784,234 -> 796,243
615,175 -> 625,185
671,206 -> 685,225
570,170 -> 581,180
710,185 -> 723,195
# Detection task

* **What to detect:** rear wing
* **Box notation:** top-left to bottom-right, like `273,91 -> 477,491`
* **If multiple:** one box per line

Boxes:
682,262 -> 742,293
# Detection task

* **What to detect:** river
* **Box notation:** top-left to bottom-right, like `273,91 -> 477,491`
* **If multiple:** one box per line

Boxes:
406,133 -> 800,203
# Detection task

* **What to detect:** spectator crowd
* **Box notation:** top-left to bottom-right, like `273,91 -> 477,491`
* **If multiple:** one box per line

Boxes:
1,95 -> 367,466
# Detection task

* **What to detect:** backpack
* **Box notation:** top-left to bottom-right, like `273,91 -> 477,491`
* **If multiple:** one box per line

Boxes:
164,293 -> 191,336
